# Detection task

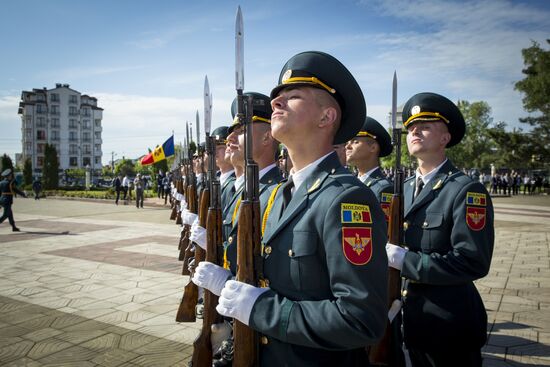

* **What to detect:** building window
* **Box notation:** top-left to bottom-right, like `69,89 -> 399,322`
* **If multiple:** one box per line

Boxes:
50,93 -> 60,102
82,108 -> 91,117
37,117 -> 46,127
50,105 -> 59,115
25,129 -> 32,139
94,156 -> 101,165
69,144 -> 78,154
83,132 -> 91,142
36,157 -> 44,167
94,119 -> 101,127
51,131 -> 60,141
36,104 -> 46,114
94,132 -> 101,140
83,157 -> 91,166
37,144 -> 45,154
69,106 -> 78,116
51,118 -> 60,128
83,145 -> 91,154
69,95 -> 77,104
70,157 -> 78,166
69,119 -> 78,128
69,131 -> 77,142
82,119 -> 91,129
25,116 -> 32,128
37,130 -> 46,140
94,144 -> 101,152
25,142 -> 32,154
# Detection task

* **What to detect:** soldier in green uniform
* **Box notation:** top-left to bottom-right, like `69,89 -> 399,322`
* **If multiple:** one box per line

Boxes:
346,116 -> 393,219
211,126 -> 237,213
196,51 -> 388,366
386,92 -> 494,367
0,168 -> 27,231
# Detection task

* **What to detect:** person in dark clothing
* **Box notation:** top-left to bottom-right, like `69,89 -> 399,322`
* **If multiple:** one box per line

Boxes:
0,169 -> 27,231
113,175 -> 122,205
32,178 -> 42,200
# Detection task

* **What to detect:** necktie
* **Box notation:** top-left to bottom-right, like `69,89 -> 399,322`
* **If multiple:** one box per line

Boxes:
414,176 -> 425,199
280,178 -> 294,218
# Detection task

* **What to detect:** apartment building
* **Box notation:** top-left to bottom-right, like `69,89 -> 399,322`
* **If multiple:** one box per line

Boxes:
17,84 -> 103,174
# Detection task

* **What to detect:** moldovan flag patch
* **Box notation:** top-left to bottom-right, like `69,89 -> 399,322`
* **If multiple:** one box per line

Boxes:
466,207 -> 486,231
466,192 -> 487,206
342,227 -> 372,265
341,203 -> 372,224
380,193 -> 392,221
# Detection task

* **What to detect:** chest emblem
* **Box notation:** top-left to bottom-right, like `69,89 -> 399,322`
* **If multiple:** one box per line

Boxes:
342,227 -> 373,265
466,207 -> 486,231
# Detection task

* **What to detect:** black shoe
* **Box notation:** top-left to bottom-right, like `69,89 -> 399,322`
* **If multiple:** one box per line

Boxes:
12,227 -> 20,232
213,339 -> 234,367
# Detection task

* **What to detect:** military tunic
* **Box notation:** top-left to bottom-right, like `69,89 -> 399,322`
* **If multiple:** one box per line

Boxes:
222,165 -> 282,274
249,152 -> 388,367
401,160 -> 494,351
360,167 -> 393,222
220,171 -> 236,214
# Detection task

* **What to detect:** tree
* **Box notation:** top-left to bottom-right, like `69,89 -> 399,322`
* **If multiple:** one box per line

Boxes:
115,159 -> 135,177
447,100 -> 495,170
1,154 -> 14,173
23,158 -> 33,185
488,122 -> 537,171
514,39 -> 550,165
43,144 -> 59,189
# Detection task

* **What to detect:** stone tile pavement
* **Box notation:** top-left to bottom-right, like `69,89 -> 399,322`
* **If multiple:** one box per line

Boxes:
0,195 -> 548,366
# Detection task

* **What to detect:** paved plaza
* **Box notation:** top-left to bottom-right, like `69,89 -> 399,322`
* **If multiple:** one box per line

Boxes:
0,194 -> 549,366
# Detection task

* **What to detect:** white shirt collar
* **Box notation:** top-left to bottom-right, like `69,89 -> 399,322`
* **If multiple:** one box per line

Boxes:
234,174 -> 244,192
220,170 -> 235,186
358,166 -> 379,182
289,151 -> 334,193
416,159 -> 448,184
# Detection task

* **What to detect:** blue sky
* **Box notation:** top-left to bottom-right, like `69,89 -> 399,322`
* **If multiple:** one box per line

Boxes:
1,0 -> 549,164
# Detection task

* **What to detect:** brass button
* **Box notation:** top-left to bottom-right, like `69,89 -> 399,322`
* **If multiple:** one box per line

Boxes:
260,336 -> 269,345
264,246 -> 272,255
422,221 -> 428,228
288,249 -> 294,257
401,290 -> 408,297
228,236 -> 233,244
403,221 -> 409,230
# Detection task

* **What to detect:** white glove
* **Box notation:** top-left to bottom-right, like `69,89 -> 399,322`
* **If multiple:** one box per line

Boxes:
211,321 -> 232,354
216,280 -> 268,326
386,243 -> 408,271
192,261 -> 232,296
189,224 -> 207,250
181,210 -> 198,225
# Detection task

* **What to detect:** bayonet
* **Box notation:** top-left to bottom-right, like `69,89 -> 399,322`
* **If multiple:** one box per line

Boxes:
204,75 -> 212,135
235,6 -> 244,92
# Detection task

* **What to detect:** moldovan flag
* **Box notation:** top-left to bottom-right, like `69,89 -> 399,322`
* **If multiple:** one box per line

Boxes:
140,135 -> 175,165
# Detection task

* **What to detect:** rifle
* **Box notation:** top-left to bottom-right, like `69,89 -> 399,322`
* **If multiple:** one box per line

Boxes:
233,7 -> 261,366
180,122 -> 194,267
170,172 -> 178,221
178,143 -> 190,262
176,123 -> 201,322
191,75 -> 224,367
369,72 -> 404,365
175,175 -> 184,225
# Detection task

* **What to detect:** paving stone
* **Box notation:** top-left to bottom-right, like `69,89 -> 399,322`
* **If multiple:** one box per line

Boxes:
27,338 -> 73,359
91,348 -> 140,367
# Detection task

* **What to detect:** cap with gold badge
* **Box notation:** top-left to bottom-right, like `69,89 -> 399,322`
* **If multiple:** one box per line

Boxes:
270,51 -> 366,145
401,92 -> 465,147
211,126 -> 230,146
356,116 -> 392,157
229,92 -> 272,134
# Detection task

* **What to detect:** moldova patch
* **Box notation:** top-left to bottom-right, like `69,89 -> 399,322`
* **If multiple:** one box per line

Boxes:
380,193 -> 392,204
466,207 -> 486,231
342,227 -> 372,265
466,192 -> 487,206
341,203 -> 371,224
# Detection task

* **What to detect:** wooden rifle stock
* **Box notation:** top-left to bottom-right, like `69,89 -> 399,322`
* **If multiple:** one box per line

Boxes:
191,185 -> 223,365
175,179 -> 184,225
368,192 -> 403,365
233,201 -> 261,367
181,184 -> 197,273
175,184 -> 200,322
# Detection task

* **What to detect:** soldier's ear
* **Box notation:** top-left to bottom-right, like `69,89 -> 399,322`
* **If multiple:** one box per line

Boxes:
319,106 -> 338,128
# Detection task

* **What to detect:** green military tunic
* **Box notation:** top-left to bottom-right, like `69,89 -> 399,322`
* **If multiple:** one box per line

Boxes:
361,167 -> 393,221
222,165 -> 282,274
249,152 -> 388,366
401,160 -> 494,350
220,171 -> 236,213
